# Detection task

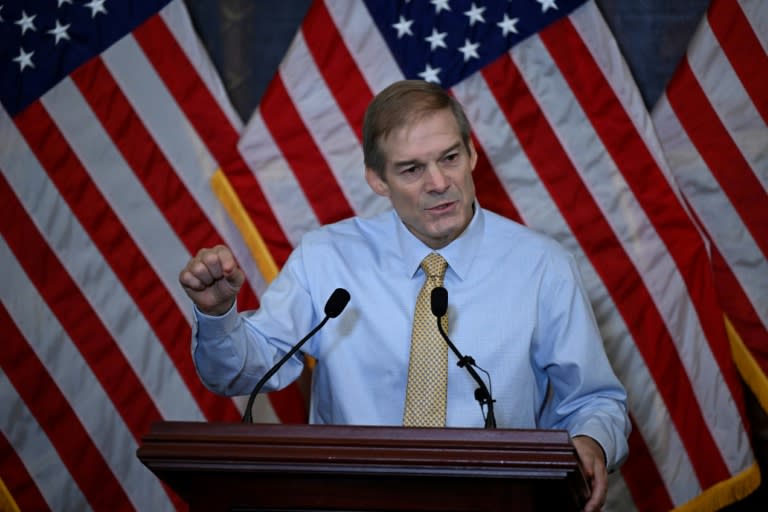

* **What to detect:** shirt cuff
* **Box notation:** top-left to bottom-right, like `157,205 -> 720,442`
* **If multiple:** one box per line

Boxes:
194,301 -> 240,340
571,416 -> 627,472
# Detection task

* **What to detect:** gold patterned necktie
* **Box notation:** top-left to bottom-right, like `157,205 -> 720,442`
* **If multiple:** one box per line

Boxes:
403,252 -> 449,427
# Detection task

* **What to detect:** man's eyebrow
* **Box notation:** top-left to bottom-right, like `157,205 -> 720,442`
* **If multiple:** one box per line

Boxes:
393,158 -> 422,168
441,143 -> 462,155
392,143 -> 463,168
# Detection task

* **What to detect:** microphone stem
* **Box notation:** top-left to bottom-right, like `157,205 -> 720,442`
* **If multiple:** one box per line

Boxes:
242,315 -> 330,423
437,318 -> 496,429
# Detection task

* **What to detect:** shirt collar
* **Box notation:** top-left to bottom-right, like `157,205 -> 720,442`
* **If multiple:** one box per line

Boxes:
393,203 -> 485,281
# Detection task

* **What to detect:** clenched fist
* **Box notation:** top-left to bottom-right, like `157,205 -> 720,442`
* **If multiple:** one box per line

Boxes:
179,245 -> 245,316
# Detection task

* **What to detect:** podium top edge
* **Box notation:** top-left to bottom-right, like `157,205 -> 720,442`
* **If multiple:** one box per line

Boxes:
142,421 -> 572,449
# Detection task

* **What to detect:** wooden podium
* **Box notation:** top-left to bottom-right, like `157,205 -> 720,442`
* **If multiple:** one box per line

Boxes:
137,421 -> 589,511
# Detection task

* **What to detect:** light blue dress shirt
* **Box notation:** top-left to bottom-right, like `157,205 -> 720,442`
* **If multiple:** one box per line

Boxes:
193,206 -> 630,470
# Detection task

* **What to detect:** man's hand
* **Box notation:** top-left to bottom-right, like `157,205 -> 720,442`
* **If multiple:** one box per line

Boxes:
179,245 -> 245,316
572,435 -> 608,512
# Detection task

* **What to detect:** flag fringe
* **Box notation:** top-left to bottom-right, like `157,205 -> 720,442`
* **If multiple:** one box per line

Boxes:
673,462 -> 761,512
727,315 -> 768,414
210,169 -> 279,283
0,479 -> 20,512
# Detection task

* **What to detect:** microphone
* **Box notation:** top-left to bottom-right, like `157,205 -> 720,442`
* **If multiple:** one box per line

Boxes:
242,288 -> 351,423
431,286 -> 496,429
323,288 -> 350,318
430,287 -> 448,317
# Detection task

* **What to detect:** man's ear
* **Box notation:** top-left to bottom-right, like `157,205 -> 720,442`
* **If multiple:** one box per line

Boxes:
468,139 -> 478,173
365,167 -> 390,197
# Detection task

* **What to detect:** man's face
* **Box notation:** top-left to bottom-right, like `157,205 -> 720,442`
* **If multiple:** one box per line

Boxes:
366,108 -> 477,249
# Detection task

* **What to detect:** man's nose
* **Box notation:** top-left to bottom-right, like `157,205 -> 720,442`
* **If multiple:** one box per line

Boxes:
425,164 -> 449,192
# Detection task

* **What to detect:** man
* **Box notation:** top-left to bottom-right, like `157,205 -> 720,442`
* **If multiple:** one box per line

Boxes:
180,80 -> 629,511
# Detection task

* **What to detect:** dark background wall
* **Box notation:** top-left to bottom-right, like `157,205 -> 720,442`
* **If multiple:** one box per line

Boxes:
182,0 -> 710,123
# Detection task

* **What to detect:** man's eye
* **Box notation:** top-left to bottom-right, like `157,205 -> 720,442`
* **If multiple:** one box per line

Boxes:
444,153 -> 459,163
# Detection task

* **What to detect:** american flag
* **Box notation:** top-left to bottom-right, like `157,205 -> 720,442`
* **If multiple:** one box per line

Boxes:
652,0 -> 768,420
234,0 -> 762,510
0,1 -> 764,511
0,0 -> 300,510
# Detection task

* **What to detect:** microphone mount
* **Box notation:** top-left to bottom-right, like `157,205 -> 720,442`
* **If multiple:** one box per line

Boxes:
431,287 -> 496,429
242,288 -> 350,423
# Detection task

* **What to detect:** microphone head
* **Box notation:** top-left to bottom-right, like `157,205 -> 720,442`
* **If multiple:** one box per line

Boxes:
324,288 -> 351,318
431,286 -> 448,317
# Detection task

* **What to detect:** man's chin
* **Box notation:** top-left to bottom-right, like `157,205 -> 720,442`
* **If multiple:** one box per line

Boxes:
425,225 -> 463,247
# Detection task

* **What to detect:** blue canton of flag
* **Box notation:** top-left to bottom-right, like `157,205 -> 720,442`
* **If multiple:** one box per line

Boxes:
365,0 -> 586,88
0,0 -> 173,116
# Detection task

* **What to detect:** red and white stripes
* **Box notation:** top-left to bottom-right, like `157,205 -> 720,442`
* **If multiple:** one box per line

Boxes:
0,1 -> 286,510
653,0 -> 767,405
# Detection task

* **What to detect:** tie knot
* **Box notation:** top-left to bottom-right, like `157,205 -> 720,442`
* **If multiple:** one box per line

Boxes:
421,252 -> 447,281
